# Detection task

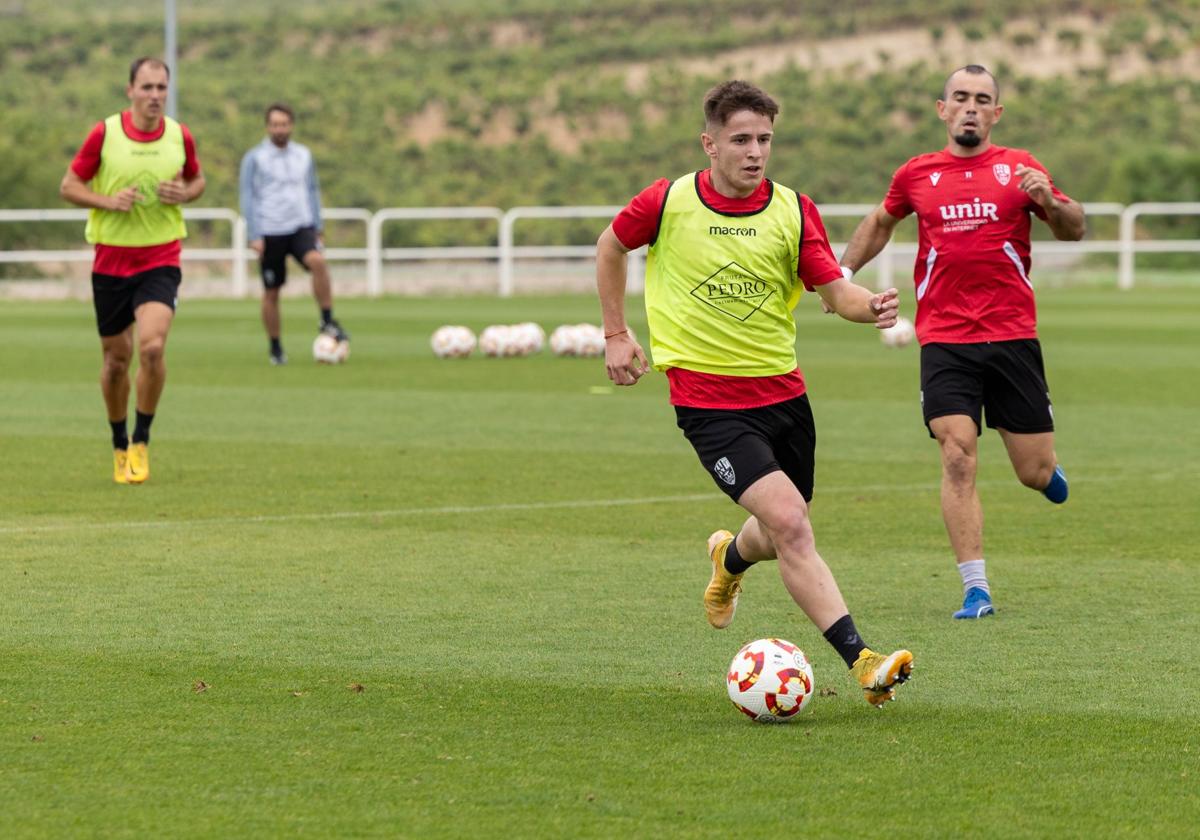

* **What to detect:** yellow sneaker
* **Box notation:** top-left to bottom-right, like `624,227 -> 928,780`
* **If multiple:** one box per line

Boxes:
850,648 -> 914,708
703,529 -> 742,629
127,442 -> 149,484
113,449 -> 131,484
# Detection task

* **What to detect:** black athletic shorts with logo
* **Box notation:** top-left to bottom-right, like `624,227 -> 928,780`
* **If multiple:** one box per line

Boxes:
92,265 -> 181,337
260,226 -> 320,289
920,339 -> 1055,437
675,394 -> 816,503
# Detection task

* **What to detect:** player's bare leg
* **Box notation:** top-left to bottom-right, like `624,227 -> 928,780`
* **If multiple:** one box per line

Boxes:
734,472 -> 848,628
100,328 -> 134,424
931,414 -> 993,618
734,471 -> 913,705
303,249 -> 332,310
100,327 -> 134,483
999,428 -> 1067,502
304,249 -> 347,340
127,301 -> 174,483
261,285 -> 286,364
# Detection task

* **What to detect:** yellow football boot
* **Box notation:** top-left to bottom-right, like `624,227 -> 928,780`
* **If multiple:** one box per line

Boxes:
113,449 -> 131,484
127,442 -> 149,484
703,529 -> 743,629
850,648 -> 914,708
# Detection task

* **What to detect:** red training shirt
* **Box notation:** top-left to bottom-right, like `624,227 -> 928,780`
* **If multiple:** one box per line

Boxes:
70,110 -> 202,277
612,169 -> 843,409
883,144 -> 1071,345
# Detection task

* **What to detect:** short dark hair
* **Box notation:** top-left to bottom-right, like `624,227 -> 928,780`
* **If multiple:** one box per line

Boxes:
265,102 -> 295,123
129,57 -> 169,84
703,80 -> 779,130
942,64 -> 999,101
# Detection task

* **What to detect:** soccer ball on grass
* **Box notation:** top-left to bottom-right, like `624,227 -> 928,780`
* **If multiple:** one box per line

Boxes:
726,638 -> 815,723
313,332 -> 350,364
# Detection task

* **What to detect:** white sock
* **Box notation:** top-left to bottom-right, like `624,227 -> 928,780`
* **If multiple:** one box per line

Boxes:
957,559 -> 990,595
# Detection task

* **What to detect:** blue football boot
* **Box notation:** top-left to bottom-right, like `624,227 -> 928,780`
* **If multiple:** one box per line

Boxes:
953,586 -> 995,619
1042,464 -> 1068,504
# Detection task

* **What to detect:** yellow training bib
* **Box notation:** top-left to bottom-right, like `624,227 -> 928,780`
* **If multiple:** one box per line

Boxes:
644,173 -> 804,376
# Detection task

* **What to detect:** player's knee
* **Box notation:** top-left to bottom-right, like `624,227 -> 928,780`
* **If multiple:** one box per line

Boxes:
767,509 -> 814,554
305,252 -> 326,272
940,440 -> 977,484
139,337 -> 167,366
101,353 -> 130,380
1017,460 -> 1055,490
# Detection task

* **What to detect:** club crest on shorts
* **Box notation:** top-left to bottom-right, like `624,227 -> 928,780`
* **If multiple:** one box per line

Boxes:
993,163 -> 1012,186
713,457 -> 736,486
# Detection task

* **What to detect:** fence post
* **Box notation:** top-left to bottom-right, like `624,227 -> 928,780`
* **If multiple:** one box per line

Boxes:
1118,205 -> 1137,291
367,212 -> 383,297
499,210 -> 516,298
232,216 -> 248,298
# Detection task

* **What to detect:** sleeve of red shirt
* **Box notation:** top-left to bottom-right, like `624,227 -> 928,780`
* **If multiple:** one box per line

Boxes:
611,178 -> 671,250
882,160 -> 914,219
180,123 -> 201,179
798,195 -> 843,291
1023,152 -> 1070,220
69,121 -> 107,180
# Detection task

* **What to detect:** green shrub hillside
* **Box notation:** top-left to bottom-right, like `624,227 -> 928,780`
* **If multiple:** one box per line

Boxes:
1,0 -> 1198,249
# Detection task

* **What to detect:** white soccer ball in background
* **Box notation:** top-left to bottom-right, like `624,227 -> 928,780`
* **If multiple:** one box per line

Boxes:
727,638 -> 815,723
550,323 -> 628,357
514,322 -> 546,355
430,325 -> 477,358
313,332 -> 350,364
880,316 -> 916,348
549,324 -> 583,357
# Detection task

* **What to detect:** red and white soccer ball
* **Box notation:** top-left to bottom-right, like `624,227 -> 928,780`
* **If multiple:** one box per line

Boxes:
430,325 -> 477,358
880,316 -> 916,348
727,638 -> 815,723
312,332 -> 350,364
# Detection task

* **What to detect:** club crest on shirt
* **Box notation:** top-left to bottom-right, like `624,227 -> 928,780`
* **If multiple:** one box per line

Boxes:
713,457 -> 736,486
993,163 -> 1012,186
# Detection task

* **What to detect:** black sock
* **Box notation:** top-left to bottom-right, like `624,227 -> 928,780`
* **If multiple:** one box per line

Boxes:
110,418 -> 128,450
132,410 -> 154,445
823,614 -> 868,668
723,534 -> 755,575
270,337 -> 283,354
320,308 -> 332,325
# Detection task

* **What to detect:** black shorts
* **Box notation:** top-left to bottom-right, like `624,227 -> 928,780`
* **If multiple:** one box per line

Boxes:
260,226 -> 320,288
920,340 -> 1055,437
92,266 -> 181,337
675,394 -> 816,503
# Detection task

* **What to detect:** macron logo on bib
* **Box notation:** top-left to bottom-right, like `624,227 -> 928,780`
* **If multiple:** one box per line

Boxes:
929,172 -> 942,186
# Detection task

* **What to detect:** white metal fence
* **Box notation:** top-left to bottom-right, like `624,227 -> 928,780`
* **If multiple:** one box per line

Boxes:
0,202 -> 1195,295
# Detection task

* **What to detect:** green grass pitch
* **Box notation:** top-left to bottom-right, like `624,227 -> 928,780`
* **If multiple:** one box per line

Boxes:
1,287 -> 1198,837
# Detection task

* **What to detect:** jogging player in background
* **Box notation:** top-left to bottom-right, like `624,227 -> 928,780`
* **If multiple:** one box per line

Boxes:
239,102 -> 347,365
597,80 -> 915,708
60,57 -> 205,484
840,65 -> 1085,619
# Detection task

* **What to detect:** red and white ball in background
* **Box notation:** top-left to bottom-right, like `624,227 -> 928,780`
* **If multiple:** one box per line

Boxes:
726,638 -> 815,723
430,325 -> 477,358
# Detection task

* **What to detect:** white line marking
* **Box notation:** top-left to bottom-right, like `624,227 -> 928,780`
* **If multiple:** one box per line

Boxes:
0,471 -> 1186,536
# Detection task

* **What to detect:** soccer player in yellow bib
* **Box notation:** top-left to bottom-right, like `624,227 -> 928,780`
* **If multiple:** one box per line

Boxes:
597,81 -> 915,707
60,57 -> 206,484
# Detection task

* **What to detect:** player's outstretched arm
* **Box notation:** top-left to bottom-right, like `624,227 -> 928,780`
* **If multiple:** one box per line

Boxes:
816,277 -> 900,329
840,203 -> 903,273
596,225 -> 649,386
